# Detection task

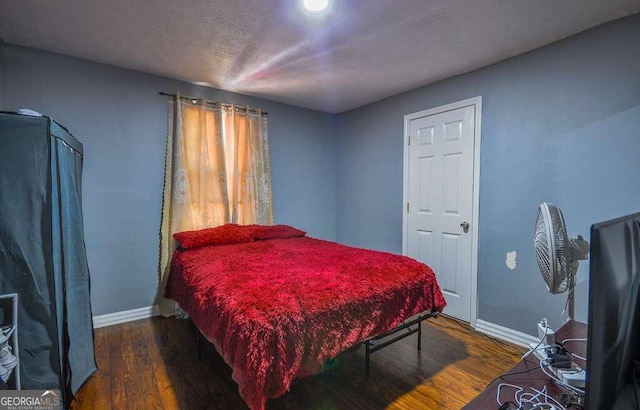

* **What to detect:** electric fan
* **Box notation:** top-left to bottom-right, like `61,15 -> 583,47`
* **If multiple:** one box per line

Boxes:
534,202 -> 590,319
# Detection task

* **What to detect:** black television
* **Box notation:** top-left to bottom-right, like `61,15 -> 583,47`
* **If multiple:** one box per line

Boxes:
585,211 -> 640,410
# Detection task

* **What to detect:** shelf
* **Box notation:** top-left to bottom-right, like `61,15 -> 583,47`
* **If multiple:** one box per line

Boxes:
0,293 -> 20,390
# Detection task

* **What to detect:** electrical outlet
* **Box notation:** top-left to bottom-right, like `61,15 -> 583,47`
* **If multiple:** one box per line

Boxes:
538,321 -> 555,346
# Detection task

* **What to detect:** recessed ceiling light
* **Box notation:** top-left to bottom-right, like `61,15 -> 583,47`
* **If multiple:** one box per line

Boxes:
302,0 -> 329,13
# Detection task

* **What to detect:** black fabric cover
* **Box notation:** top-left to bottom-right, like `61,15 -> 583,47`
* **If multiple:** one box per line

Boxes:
0,112 -> 96,404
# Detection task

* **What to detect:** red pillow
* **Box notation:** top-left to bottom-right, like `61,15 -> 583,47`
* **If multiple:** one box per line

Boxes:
248,224 -> 306,240
173,224 -> 254,249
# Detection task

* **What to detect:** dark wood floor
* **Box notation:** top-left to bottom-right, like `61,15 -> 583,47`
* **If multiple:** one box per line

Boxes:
72,315 -> 524,410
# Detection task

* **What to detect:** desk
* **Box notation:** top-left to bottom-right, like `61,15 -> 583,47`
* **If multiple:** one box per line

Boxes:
463,320 -> 587,409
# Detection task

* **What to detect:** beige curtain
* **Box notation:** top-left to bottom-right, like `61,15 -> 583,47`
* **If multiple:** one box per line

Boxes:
158,94 -> 273,316
227,105 -> 273,225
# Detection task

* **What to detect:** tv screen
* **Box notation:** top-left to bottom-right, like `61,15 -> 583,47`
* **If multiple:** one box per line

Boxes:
586,211 -> 640,410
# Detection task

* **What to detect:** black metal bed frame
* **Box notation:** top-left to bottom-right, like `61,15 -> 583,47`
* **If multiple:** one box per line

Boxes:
195,308 -> 440,379
362,309 -> 439,379
195,274 -> 442,381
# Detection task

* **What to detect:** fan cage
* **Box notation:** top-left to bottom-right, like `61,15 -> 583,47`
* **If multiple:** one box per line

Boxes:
534,203 -> 571,294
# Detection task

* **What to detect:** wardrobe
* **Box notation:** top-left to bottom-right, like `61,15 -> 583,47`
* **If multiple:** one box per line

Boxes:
0,112 -> 96,404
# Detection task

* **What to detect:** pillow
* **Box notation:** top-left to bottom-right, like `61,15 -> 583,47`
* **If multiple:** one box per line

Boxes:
249,224 -> 307,240
173,224 -> 254,249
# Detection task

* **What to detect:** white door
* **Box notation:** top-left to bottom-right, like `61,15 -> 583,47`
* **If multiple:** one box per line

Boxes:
403,100 -> 479,323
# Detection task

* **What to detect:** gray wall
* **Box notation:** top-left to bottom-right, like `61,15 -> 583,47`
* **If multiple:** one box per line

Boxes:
1,14 -> 639,334
335,14 -> 640,334
0,44 -> 336,316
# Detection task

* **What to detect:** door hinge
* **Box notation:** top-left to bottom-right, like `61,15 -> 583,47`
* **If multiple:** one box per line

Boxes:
406,202 -> 410,212
407,135 -> 411,145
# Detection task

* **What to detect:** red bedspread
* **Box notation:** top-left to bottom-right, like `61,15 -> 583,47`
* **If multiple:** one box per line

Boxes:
165,236 -> 446,410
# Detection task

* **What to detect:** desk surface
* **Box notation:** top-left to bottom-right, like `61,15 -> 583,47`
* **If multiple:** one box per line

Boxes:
463,320 -> 587,409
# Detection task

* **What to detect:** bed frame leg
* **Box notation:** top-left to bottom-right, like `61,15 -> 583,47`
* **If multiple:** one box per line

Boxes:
361,312 -> 436,381
365,340 -> 371,380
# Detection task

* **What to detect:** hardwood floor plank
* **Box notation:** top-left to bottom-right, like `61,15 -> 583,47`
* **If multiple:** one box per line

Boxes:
72,324 -> 112,410
127,320 -> 172,409
73,316 -> 523,410
144,320 -> 180,409
107,325 -> 129,410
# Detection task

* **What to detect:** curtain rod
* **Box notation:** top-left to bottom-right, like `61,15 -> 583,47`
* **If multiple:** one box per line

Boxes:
159,92 -> 268,116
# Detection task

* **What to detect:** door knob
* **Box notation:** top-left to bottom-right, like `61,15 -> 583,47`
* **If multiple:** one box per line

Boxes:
460,222 -> 469,233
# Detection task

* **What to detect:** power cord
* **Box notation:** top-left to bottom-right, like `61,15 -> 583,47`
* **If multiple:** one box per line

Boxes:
558,339 -> 587,362
496,383 -> 567,410
522,318 -> 549,360
484,333 -> 527,356
560,286 -> 575,324
485,363 -> 543,387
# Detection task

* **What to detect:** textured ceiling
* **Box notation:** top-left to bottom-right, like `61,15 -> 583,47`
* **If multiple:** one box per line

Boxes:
1,1 -> 639,113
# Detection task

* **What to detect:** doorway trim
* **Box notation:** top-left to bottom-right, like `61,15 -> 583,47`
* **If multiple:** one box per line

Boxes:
402,96 -> 482,327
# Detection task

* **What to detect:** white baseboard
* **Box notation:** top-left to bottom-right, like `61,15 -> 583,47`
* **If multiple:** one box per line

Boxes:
475,319 -> 539,348
93,305 -> 160,329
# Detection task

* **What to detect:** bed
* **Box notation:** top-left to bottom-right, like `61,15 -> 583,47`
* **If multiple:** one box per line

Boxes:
165,224 -> 446,410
